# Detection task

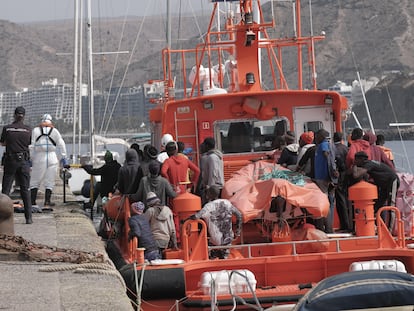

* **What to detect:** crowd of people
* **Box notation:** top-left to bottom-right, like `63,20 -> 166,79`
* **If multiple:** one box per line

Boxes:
293,128 -> 398,233
1,107 -> 399,260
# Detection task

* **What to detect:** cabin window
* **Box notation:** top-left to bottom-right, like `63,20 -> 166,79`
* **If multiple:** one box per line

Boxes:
215,118 -> 288,154
304,121 -> 323,133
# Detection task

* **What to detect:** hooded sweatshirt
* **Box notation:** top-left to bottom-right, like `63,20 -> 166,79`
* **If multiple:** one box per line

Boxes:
200,149 -> 224,190
144,204 -> 177,249
346,139 -> 371,169
130,174 -> 177,207
161,154 -> 200,193
363,132 -> 394,169
117,149 -> 140,194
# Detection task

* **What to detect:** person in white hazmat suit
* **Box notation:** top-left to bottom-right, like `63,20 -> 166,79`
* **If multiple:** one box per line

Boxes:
30,114 -> 68,209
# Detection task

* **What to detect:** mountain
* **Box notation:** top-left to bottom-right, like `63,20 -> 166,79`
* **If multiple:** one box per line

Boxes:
0,0 -> 413,130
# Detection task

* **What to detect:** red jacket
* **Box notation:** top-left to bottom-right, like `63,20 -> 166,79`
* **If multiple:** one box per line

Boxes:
161,154 -> 200,194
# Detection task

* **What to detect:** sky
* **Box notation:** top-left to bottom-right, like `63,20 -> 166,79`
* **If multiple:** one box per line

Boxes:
0,0 -> 211,23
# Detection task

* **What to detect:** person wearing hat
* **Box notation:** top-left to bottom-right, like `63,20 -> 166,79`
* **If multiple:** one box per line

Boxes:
144,192 -> 178,252
0,106 -> 32,224
30,113 -> 68,209
129,160 -> 176,207
82,150 -> 121,209
200,137 -> 224,204
157,133 -> 174,163
353,151 -> 399,229
136,144 -> 158,182
128,201 -> 162,261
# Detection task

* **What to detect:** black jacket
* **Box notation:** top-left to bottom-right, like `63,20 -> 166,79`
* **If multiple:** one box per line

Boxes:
83,160 -> 121,197
118,149 -> 140,194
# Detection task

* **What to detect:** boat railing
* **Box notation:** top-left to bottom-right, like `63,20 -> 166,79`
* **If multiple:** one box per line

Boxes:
208,207 -> 406,258
208,235 -> 378,258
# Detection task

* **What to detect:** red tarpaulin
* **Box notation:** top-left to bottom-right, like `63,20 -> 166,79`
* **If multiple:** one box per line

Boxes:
222,161 -> 329,222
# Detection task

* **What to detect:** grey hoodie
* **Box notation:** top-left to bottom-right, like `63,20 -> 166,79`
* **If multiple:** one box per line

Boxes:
144,204 -> 177,249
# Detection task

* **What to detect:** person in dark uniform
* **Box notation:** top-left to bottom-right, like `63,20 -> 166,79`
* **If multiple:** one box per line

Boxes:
1,106 -> 32,224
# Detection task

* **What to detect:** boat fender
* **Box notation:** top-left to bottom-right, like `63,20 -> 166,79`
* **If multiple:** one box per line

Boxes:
119,265 -> 185,300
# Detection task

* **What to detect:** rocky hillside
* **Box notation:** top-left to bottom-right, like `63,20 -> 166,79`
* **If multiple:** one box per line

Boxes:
0,0 -> 414,129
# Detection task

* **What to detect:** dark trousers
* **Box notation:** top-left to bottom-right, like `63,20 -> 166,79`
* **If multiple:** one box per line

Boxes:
335,174 -> 353,231
2,158 -> 32,220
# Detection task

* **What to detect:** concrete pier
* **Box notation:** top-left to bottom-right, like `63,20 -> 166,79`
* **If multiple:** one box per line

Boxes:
0,171 -> 133,310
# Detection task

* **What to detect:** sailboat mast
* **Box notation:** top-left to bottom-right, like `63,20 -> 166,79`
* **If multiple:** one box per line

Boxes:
72,0 -> 79,164
86,0 -> 95,161
78,0 -> 83,160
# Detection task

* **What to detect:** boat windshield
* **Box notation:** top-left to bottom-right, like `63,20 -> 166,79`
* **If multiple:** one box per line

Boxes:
215,118 -> 288,154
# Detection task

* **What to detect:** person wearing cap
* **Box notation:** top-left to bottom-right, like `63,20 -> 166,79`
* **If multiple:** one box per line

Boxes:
30,114 -> 68,209
353,151 -> 399,228
144,192 -> 178,252
82,150 -> 121,208
161,141 -> 200,194
0,106 -> 32,224
157,133 -> 174,163
136,144 -> 158,182
129,160 -> 176,207
189,186 -> 242,259
200,137 -> 224,204
128,201 -> 162,261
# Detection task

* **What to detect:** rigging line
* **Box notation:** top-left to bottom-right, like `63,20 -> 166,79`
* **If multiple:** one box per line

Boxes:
187,0 -> 205,43
99,0 -> 132,135
336,0 -> 375,133
103,1 -> 151,135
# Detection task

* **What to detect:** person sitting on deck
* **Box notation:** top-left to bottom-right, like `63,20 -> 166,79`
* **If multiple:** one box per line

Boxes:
189,186 -> 242,259
128,201 -> 162,261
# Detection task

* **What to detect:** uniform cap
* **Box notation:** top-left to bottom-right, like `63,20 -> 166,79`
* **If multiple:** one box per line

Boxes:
15,106 -> 25,116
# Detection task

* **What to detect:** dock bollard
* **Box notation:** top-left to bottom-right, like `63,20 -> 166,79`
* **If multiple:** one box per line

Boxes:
0,194 -> 14,235
348,181 -> 378,236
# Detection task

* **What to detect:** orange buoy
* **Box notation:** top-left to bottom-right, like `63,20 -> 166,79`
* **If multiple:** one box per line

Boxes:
348,181 -> 378,236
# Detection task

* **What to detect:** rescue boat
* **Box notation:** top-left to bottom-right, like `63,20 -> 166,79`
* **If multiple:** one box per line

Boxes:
103,1 -> 414,310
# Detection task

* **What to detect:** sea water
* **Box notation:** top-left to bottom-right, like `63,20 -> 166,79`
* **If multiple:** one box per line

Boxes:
386,140 -> 414,174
